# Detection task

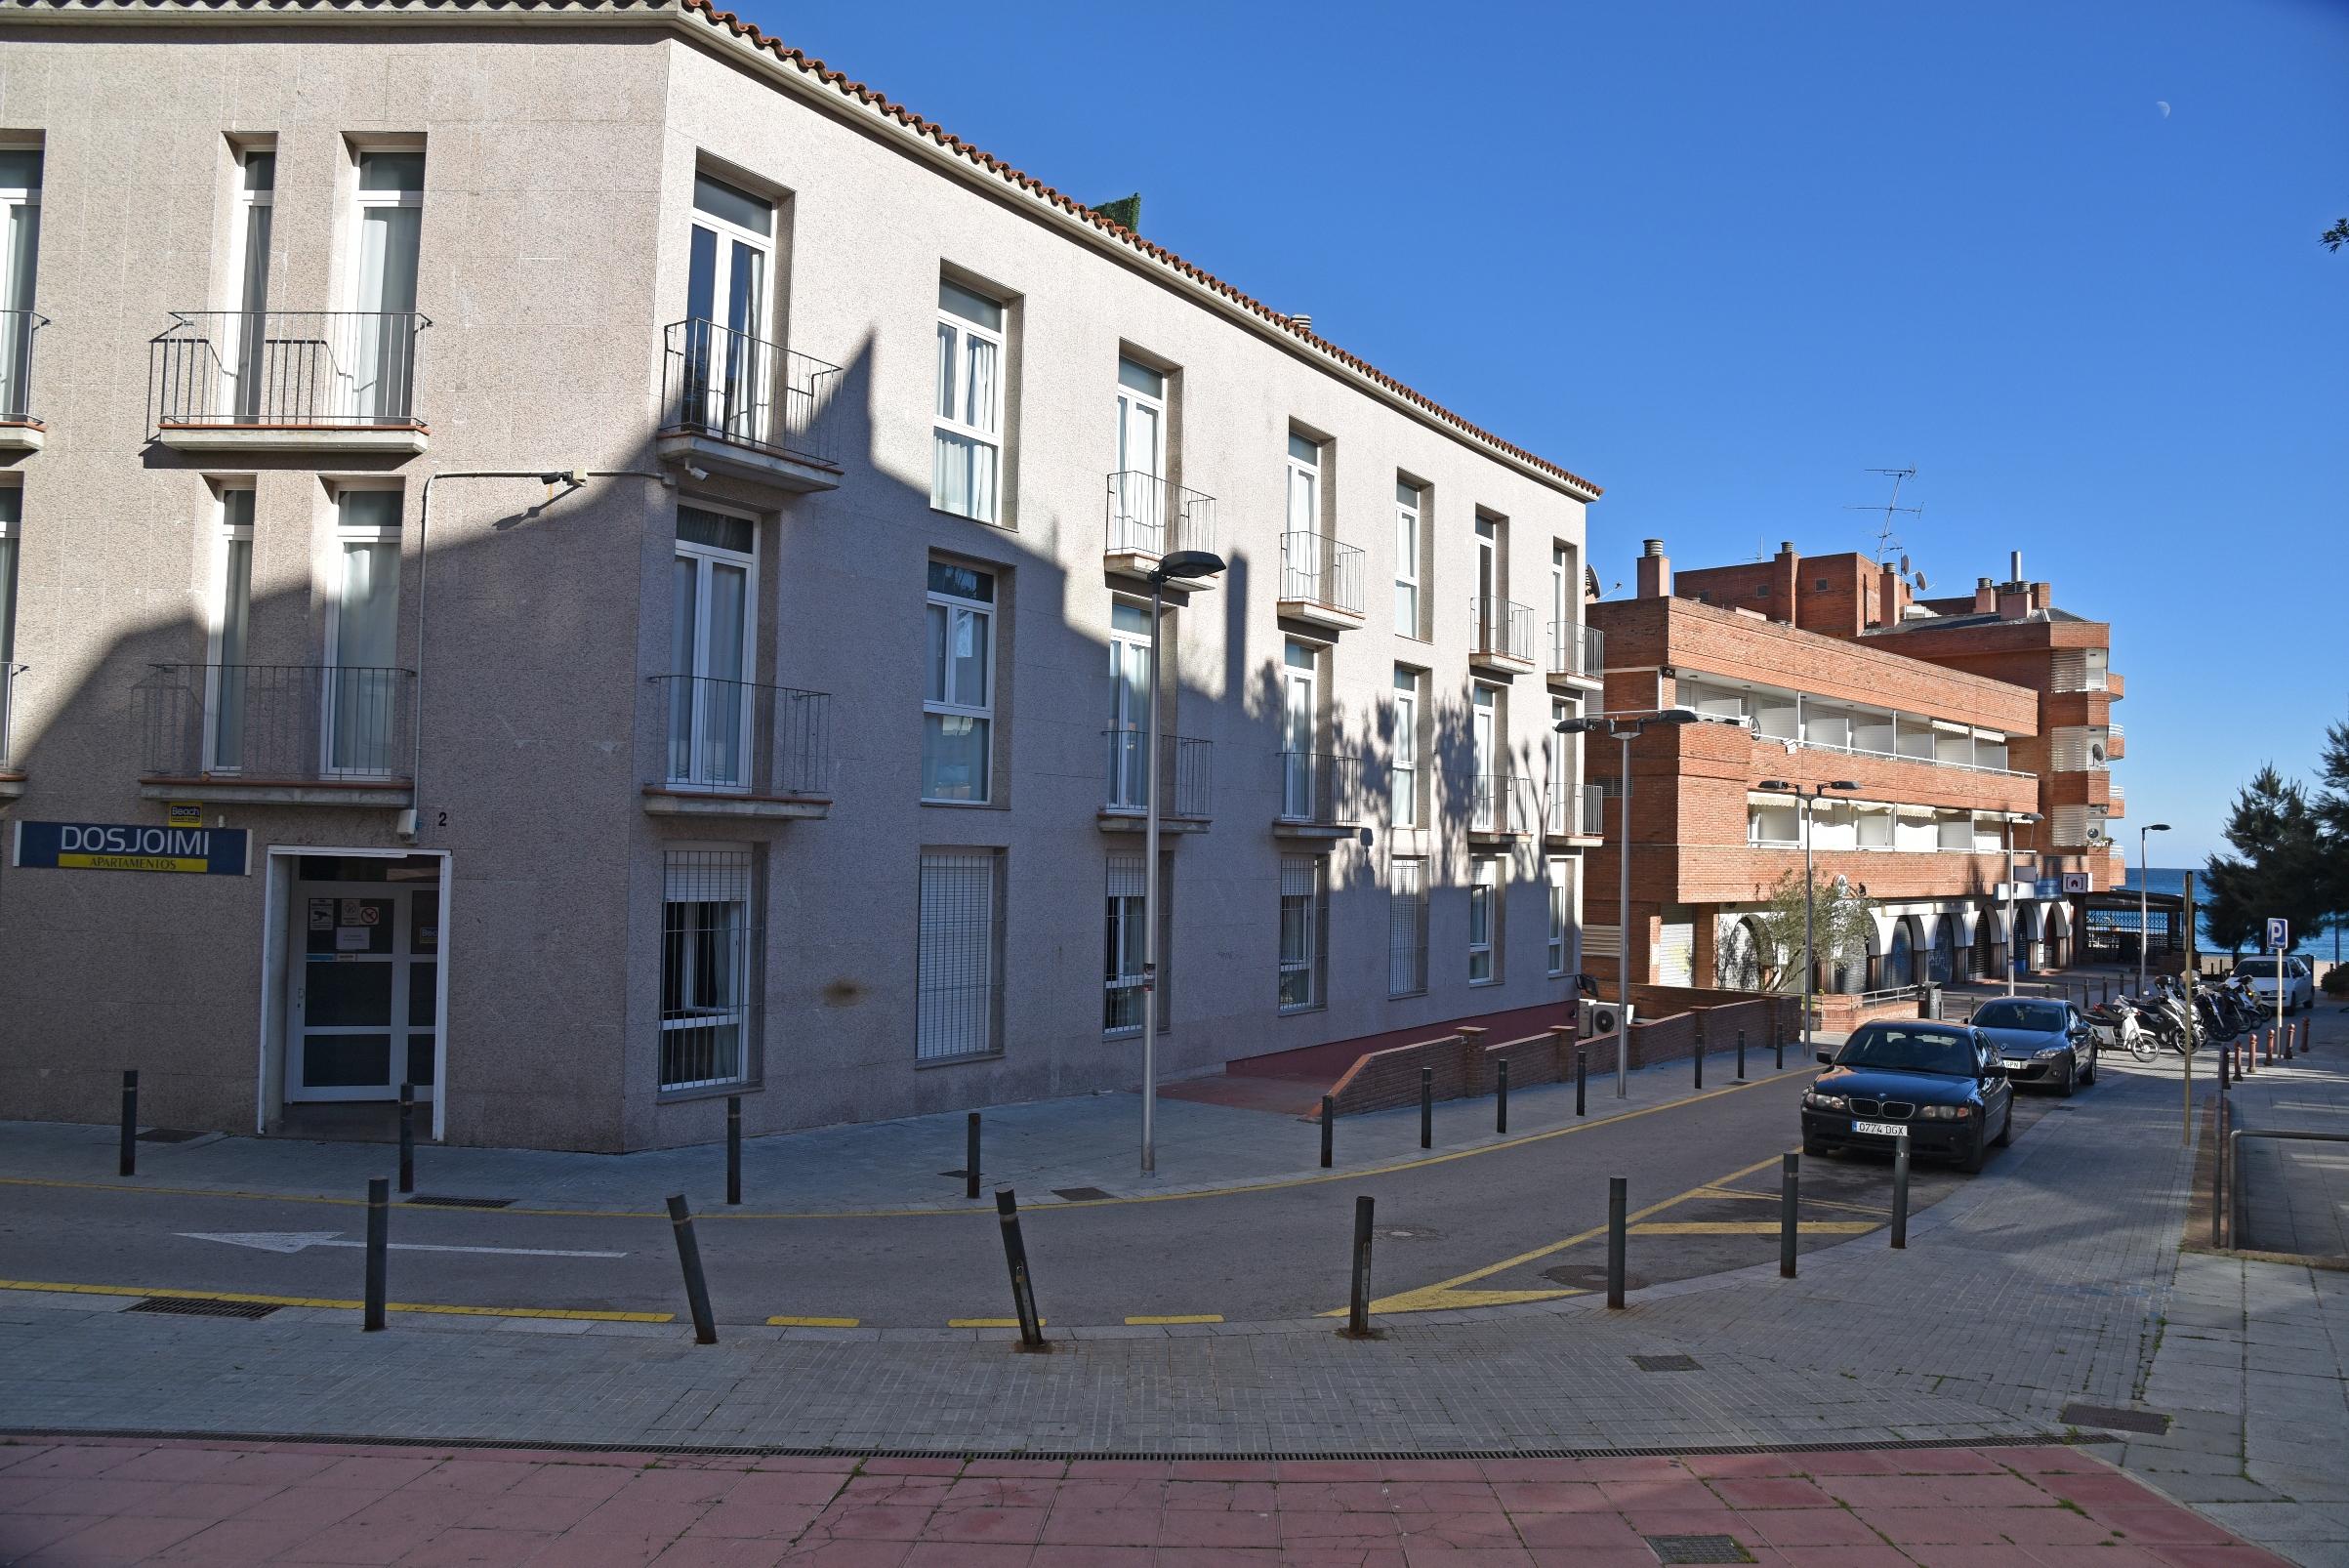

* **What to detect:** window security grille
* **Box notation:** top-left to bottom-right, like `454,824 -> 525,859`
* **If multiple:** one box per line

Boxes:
1389,858 -> 1428,997
918,849 -> 1000,1059
1103,851 -> 1172,1035
660,848 -> 759,1091
1278,854 -> 1328,1012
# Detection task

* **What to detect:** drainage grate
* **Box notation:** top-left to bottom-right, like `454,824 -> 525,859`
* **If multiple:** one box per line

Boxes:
406,1194 -> 514,1209
2060,1402 -> 2170,1435
126,1297 -> 279,1320
135,1128 -> 205,1143
1645,1535 -> 1752,1565
1051,1187 -> 1115,1203
1632,1354 -> 1702,1372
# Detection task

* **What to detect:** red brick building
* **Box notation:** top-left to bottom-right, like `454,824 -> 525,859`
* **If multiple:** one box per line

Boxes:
1582,540 -> 2082,1002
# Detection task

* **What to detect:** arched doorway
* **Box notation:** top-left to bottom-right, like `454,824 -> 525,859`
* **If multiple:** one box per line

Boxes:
2046,902 -> 2074,969
1716,916 -> 1763,992
1973,908 -> 1999,978
1928,914 -> 1958,984
1828,927 -> 1867,994
2016,903 -> 2043,972
1884,920 -> 1916,988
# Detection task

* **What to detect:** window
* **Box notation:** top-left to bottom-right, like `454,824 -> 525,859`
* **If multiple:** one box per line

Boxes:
1285,432 -> 1321,536
1390,666 -> 1420,828
1470,684 -> 1498,832
661,848 -> 757,1091
1549,542 -> 1575,671
933,278 -> 1006,521
682,171 -> 775,444
0,485 -> 17,763
1547,697 -> 1573,834
205,487 -> 256,772
1279,639 -> 1317,819
1748,799 -> 1799,846
350,147 -> 424,423
918,849 -> 1000,1058
326,489 -> 400,776
1468,858 -> 1501,984
1394,479 -> 1422,636
1107,599 -> 1152,808
0,146 -> 39,422
668,505 -> 757,790
1389,857 -> 1428,997
225,146 -> 271,420
923,560 -> 994,802
1546,857 -> 1574,976
1278,854 -> 1327,1012
1103,850 -> 1171,1035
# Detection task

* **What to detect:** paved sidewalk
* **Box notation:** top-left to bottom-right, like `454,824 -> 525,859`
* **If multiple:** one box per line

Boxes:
0,1435 -> 2287,1566
2224,1010 -> 2349,1259
2,1046 -> 1826,1217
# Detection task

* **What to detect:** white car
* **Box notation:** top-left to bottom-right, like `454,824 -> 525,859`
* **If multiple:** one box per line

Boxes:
2234,956 -> 2315,1012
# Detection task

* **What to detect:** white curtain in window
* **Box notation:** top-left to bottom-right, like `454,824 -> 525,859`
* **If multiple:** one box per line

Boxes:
353,205 -> 420,422
331,535 -> 399,773
0,199 -> 38,418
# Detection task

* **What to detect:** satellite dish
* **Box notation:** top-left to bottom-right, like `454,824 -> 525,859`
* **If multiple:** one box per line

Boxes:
1899,555 -> 1911,575
1915,570 -> 1930,592
2089,742 -> 2108,766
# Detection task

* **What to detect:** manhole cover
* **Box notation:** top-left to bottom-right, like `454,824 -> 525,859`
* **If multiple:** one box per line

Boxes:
406,1194 -> 514,1209
1051,1187 -> 1115,1202
127,1297 -> 278,1320
1544,1262 -> 1645,1291
2060,1402 -> 2170,1435
1632,1354 -> 1702,1372
1644,1535 -> 1752,1564
135,1128 -> 205,1143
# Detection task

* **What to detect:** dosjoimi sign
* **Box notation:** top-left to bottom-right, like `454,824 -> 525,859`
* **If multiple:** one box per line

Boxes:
14,820 -> 250,876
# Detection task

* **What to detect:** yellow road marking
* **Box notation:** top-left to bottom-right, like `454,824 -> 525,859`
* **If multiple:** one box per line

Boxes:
0,1070 -> 1813,1223
0,1278 -> 673,1323
948,1317 -> 1048,1329
766,1315 -> 861,1328
1125,1314 -> 1223,1325
1631,1220 -> 1877,1235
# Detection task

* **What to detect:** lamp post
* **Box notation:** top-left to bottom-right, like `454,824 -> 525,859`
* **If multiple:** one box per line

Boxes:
1555,705 -> 1724,1097
2138,822 -> 2171,992
1757,780 -> 1861,1057
1130,550 -> 1227,1176
2003,811 -> 2043,996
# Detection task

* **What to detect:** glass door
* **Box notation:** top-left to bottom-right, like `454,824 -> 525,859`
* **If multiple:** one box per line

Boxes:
325,490 -> 400,776
1281,640 -> 1315,819
1107,600 -> 1152,808
351,149 -> 423,425
288,876 -> 438,1102
683,173 -> 773,445
227,148 -> 272,422
1113,357 -> 1165,553
0,147 -> 39,422
1471,686 -> 1497,830
669,506 -> 757,791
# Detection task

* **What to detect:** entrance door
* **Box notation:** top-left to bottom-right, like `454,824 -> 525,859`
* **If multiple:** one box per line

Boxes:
288,867 -> 440,1101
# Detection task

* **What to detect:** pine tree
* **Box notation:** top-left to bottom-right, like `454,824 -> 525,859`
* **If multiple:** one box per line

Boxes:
2204,764 -> 2327,955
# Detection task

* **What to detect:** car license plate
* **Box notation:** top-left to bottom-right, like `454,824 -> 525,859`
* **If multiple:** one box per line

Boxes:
1853,1120 -> 1907,1137
2003,1059 -> 2028,1070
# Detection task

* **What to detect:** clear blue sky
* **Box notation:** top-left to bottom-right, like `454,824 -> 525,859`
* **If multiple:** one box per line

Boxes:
766,0 -> 2349,865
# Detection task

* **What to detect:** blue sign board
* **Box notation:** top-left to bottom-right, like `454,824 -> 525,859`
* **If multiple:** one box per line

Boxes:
13,820 -> 250,876
2267,917 -> 2290,952
2032,878 -> 2064,899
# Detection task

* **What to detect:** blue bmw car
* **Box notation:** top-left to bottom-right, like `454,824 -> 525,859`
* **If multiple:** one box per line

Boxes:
1803,1021 -> 2016,1173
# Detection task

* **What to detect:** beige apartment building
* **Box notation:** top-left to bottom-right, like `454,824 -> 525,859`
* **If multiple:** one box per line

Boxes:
0,0 -> 1604,1150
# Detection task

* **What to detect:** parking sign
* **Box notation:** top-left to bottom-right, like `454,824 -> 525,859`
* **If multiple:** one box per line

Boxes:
2267,917 -> 2289,952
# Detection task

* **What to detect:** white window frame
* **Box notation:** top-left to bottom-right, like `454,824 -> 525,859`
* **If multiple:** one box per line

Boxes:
1546,857 -> 1573,977
669,503 -> 760,791
1102,849 -> 1169,1037
202,485 -> 256,773
1470,684 -> 1499,832
659,847 -> 755,1093
322,486 -> 401,779
348,144 -> 424,424
923,561 -> 995,804
1278,854 -> 1326,1013
0,485 -> 19,763
1468,857 -> 1501,985
222,145 -> 272,419
682,170 -> 776,445
1285,432 -> 1321,537
1394,480 -> 1422,637
932,279 -> 1007,523
1390,667 -> 1420,829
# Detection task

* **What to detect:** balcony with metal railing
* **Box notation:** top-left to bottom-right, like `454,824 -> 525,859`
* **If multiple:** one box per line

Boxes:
656,320 -> 844,493
1469,597 -> 1537,674
1466,771 -> 1538,842
1104,472 -> 1219,585
1273,750 -> 1363,840
151,311 -> 431,454
136,663 -> 415,805
644,676 -> 832,819
1276,532 -> 1365,630
0,663 -> 25,798
1546,620 -> 1604,686
1097,729 -> 1213,833
1545,781 -> 1606,844
0,309 -> 50,450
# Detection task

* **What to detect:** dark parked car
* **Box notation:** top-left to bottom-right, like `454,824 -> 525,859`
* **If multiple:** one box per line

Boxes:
1803,1021 -> 2015,1173
1969,997 -> 2097,1095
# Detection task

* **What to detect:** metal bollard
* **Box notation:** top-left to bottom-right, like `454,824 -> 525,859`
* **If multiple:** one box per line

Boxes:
398,1083 -> 415,1195
1779,1151 -> 1799,1279
967,1112 -> 981,1201
1773,1028 -> 1783,1072
1606,1176 -> 1627,1309
1320,1095 -> 1334,1169
1496,1058 -> 1509,1135
118,1070 -> 138,1178
725,1095 -> 742,1206
2212,1093 -> 2227,1247
1890,1142 -> 1911,1250
364,1177 -> 389,1332
2219,1038 -> 2230,1091
1693,1029 -> 1704,1090
666,1194 -> 718,1345
1575,1049 -> 1587,1116
1737,1029 -> 1747,1081
994,1188 -> 1045,1349
2263,1029 -> 2273,1067
1346,1194 -> 1376,1337
1420,1067 -> 1433,1150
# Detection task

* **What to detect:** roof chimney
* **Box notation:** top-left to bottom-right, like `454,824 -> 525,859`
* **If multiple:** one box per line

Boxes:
1636,538 -> 1671,599
1974,576 -> 1996,613
1290,313 -> 1312,333
2008,550 -> 2024,586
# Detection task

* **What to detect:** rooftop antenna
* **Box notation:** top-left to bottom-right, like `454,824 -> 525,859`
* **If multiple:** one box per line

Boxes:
1846,467 -> 1921,565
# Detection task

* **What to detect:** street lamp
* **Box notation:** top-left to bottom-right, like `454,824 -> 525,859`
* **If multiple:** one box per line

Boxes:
1555,705 -> 1719,1097
2139,822 -> 2171,992
1139,549 -> 1225,1176
2002,811 -> 2043,996
1756,779 -> 1861,1056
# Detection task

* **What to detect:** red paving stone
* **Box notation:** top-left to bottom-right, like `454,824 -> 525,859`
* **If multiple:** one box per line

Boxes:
0,1437 -> 2293,1565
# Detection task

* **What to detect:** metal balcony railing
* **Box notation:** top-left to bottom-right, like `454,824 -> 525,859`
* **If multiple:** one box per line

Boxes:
648,675 -> 830,797
660,319 -> 842,469
1278,532 -> 1365,617
1545,782 -> 1604,837
0,310 -> 49,424
1105,472 -> 1217,562
153,311 -> 430,429
138,663 -> 415,781
1101,728 -> 1213,819
1471,597 -> 1536,663
1546,620 -> 1603,680
1276,750 -> 1362,826
0,663 -> 23,772
1468,771 -> 1536,835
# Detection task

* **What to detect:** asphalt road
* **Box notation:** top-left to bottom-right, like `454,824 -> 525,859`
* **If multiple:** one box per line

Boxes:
0,1065 -> 2081,1329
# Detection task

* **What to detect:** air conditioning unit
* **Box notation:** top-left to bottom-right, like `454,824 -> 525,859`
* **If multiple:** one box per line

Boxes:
1580,999 -> 1633,1037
